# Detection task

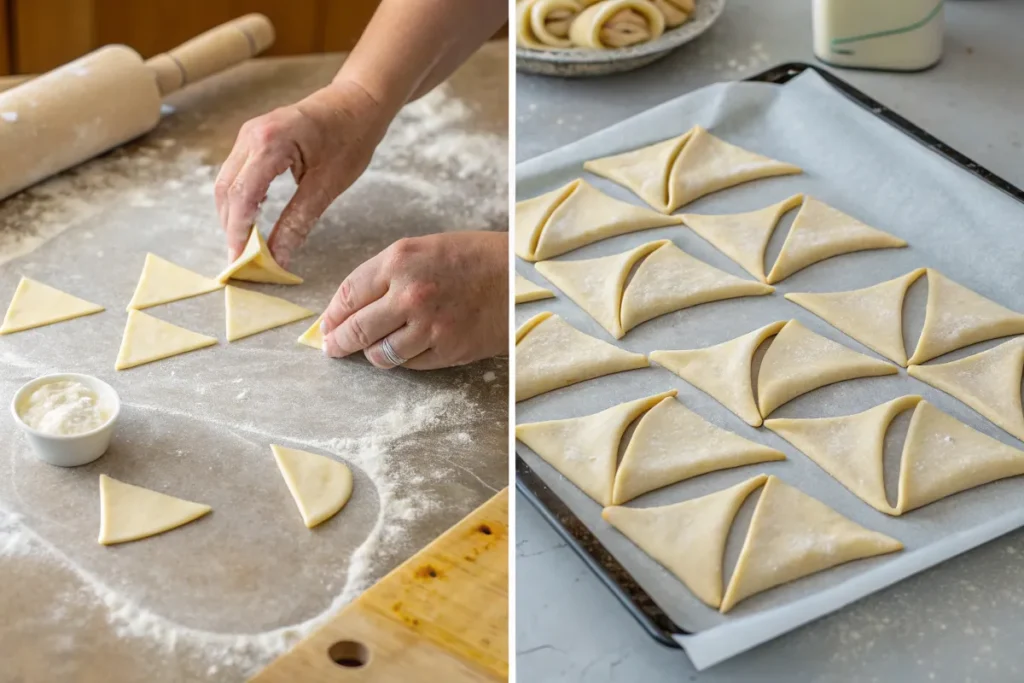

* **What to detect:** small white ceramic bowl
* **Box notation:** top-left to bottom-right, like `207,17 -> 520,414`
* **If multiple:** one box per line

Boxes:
10,373 -> 121,467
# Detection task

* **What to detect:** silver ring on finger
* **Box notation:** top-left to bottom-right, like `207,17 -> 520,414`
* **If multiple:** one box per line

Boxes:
379,337 -> 407,367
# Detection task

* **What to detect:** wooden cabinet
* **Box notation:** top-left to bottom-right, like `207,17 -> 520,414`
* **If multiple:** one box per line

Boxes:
0,0 -> 10,75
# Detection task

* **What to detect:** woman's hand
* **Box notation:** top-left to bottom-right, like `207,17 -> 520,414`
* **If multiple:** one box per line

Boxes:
322,231 -> 509,370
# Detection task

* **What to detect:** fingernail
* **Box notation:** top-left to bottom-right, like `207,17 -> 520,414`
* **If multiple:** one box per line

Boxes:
320,318 -> 328,335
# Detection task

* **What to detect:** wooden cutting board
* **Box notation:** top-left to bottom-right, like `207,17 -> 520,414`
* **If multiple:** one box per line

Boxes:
251,487 -> 509,682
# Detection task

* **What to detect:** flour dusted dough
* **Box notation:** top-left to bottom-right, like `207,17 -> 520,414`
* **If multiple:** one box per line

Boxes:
515,274 -> 555,304
515,312 -> 648,401
225,285 -> 315,342
757,320 -> 897,418
127,254 -> 223,310
115,310 -> 217,370
766,198 -> 906,284
907,269 -> 1024,365
516,391 -> 674,505
514,182 -> 577,260
719,475 -> 902,613
272,445 -> 353,528
98,474 -> 211,545
569,0 -> 665,49
651,321 -> 786,427
603,475 -> 767,608
612,397 -> 784,504
297,314 -> 325,349
785,269 -> 926,366
1,277 -> 103,334
218,226 -> 303,285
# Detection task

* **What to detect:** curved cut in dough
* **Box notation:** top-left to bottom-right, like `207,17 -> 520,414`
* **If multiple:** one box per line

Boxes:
757,320 -> 898,418
569,0 -> 666,49
225,286 -> 315,342
272,445 -> 353,528
116,310 -> 217,370
516,391 -> 675,505
515,312 -> 648,401
583,135 -> 688,213
218,226 -> 303,285
515,182 -> 578,260
127,254 -> 223,311
682,194 -> 804,283
785,268 -> 926,367
651,321 -> 785,427
908,269 -> 1024,365
766,198 -> 907,284
612,397 -> 784,504
720,475 -> 902,613
908,338 -> 1024,442
603,474 -> 767,608
515,274 -> 555,304
1,277 -> 104,335
98,474 -> 211,545
297,314 -> 325,349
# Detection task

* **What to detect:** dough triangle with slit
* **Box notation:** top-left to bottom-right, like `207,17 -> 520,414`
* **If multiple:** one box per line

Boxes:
612,397 -> 784,504
515,274 -> 554,304
218,226 -> 303,285
651,321 -> 785,427
897,400 -> 1024,513
225,286 -> 315,342
515,312 -> 648,401
765,396 -> 922,515
720,475 -> 902,613
515,181 -> 579,260
908,269 -> 1024,364
757,320 -> 897,418
583,134 -> 691,213
98,474 -> 211,545
1,277 -> 103,334
297,314 -> 325,349
272,445 -> 354,528
766,198 -> 906,284
115,310 -> 217,370
516,391 -> 674,505
603,474 -> 767,608
127,253 -> 223,310
786,268 -> 926,366
682,194 -> 803,282
908,338 -> 1024,442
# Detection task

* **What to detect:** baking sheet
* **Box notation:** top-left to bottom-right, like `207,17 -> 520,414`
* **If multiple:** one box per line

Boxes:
515,69 -> 1024,670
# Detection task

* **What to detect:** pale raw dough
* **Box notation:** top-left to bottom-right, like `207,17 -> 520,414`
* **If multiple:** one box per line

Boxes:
218,226 -> 303,285
271,444 -> 353,529
225,285 -> 315,342
785,268 -> 926,367
1,276 -> 103,334
682,194 -> 804,283
757,319 -> 897,418
603,475 -> 767,608
569,0 -> 666,49
515,274 -> 555,304
297,313 -> 325,349
766,197 -> 906,284
98,474 -> 211,545
909,338 -> 1024,442
514,182 -> 577,260
719,475 -> 902,613
651,321 -> 785,427
612,396 -> 784,504
126,253 -> 223,311
516,391 -> 674,505
516,0 -> 581,48
115,310 -> 217,370
651,0 -> 694,27
583,133 -> 688,213
515,312 -> 648,401
907,269 -> 1024,365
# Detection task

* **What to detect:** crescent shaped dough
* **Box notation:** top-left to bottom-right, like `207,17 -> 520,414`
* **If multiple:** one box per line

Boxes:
516,0 -> 546,48
98,474 -> 211,545
515,275 -> 555,304
225,286 -> 315,342
115,310 -> 217,370
272,445 -> 353,528
218,226 -> 303,285
127,254 -> 223,311
569,0 -> 665,49
603,475 -> 768,608
1,277 -> 104,335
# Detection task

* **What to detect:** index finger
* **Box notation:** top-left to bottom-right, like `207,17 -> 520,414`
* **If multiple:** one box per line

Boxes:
322,250 -> 391,335
224,150 -> 291,261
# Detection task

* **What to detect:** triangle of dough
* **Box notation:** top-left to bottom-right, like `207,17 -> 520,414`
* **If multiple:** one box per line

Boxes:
1,277 -> 104,334
764,396 -> 922,515
651,321 -> 785,427
603,474 -> 768,607
516,391 -> 675,505
682,194 -> 804,282
720,475 -> 902,613
785,269 -> 926,366
297,313 -> 325,349
897,400 -> 1024,513
271,445 -> 354,528
218,226 -> 303,285
908,269 -> 1024,364
127,254 -> 223,310
115,310 -> 217,370
98,474 -> 211,545
766,198 -> 907,284
515,180 -> 578,260
908,338 -> 1024,442
515,275 -> 555,304
757,319 -> 898,418
515,312 -> 649,401
612,397 -> 784,504
583,134 -> 690,213
225,285 -> 315,342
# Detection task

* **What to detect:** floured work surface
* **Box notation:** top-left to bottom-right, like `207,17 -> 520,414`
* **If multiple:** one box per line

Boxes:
515,70 -> 1024,669
0,47 -> 508,683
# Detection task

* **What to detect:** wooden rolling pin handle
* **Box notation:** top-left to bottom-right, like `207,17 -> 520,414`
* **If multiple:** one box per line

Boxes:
145,13 -> 275,96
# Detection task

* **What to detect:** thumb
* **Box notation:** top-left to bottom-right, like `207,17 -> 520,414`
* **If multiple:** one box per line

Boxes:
267,173 -> 338,268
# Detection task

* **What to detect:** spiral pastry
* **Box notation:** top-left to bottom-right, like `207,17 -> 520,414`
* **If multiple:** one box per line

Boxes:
651,0 -> 695,28
517,0 -> 584,49
569,0 -> 666,49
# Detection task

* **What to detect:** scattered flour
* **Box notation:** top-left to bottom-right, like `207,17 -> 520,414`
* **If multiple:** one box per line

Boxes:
483,371 -> 497,383
1,112 -> 17,123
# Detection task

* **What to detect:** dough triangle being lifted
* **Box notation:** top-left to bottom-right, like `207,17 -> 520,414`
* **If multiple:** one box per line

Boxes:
98,474 -> 211,545
296,314 -> 325,349
612,396 -> 784,504
786,269 -> 926,366
272,445 -> 354,528
218,226 -> 303,285
516,391 -> 674,505
720,475 -> 902,613
515,274 -> 554,304
1,277 -> 103,334
604,475 -> 768,608
115,310 -> 217,370
127,254 -> 223,310
225,286 -> 315,342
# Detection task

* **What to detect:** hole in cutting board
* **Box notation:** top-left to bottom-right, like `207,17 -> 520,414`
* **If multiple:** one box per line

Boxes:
329,640 -> 370,668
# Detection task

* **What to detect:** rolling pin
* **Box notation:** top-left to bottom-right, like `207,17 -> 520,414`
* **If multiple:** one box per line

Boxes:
0,13 -> 275,202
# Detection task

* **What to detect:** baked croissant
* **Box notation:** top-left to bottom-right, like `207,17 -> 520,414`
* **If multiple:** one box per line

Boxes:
569,0 -> 666,49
